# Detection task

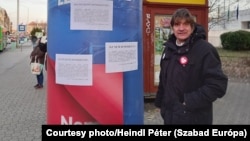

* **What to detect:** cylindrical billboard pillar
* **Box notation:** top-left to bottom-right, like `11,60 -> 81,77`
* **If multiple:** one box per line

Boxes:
47,0 -> 143,125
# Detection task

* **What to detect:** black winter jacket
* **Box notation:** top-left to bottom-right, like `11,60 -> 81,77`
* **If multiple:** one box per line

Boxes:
154,24 -> 228,124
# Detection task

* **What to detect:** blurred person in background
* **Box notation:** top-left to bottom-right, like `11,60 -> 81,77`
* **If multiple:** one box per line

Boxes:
30,36 -> 47,89
31,35 -> 38,48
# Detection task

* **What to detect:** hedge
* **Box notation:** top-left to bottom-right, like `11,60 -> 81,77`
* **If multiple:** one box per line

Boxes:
220,30 -> 250,51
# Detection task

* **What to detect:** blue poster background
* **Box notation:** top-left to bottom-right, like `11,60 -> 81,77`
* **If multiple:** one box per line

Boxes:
48,0 -> 143,124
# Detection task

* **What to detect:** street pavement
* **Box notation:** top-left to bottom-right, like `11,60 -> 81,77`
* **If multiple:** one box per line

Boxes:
0,42 -> 46,141
0,41 -> 249,140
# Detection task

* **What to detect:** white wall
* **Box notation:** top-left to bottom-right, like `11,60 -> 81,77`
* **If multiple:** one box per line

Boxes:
209,7 -> 250,47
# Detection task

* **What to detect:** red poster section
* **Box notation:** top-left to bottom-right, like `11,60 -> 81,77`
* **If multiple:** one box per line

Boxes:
47,58 -> 123,125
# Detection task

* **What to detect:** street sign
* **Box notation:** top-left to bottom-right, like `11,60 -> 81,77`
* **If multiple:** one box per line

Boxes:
18,25 -> 26,31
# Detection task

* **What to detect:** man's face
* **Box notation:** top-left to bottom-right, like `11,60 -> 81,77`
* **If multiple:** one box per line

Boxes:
172,19 -> 193,42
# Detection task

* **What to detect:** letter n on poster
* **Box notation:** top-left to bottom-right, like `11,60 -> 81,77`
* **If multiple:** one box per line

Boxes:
55,54 -> 93,86
105,42 -> 138,73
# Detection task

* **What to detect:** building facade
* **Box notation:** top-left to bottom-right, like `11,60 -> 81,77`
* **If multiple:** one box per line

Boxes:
208,0 -> 250,47
0,6 -> 12,34
26,21 -> 47,35
1,6 -> 47,36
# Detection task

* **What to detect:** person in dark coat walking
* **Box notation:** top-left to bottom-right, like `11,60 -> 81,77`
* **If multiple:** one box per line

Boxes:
30,36 -> 47,89
154,8 -> 228,124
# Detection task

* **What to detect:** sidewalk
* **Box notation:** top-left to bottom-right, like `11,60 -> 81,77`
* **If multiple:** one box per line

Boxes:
0,41 -> 249,140
0,42 -> 47,140
213,80 -> 250,124
144,81 -> 250,125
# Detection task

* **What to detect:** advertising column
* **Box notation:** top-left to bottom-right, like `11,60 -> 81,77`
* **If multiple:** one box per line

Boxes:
47,0 -> 143,124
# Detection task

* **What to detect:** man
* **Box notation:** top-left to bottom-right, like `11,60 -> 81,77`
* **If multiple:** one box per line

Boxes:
154,8 -> 228,124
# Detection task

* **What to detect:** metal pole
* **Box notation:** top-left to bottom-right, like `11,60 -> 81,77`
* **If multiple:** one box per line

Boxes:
16,0 -> 19,48
27,8 -> 29,25
20,5 -> 29,25
224,0 -> 226,28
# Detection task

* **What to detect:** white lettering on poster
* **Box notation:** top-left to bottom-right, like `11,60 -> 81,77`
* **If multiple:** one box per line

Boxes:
58,0 -> 71,6
61,115 -> 98,125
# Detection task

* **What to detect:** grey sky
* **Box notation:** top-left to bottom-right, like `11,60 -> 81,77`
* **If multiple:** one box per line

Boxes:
0,0 -> 47,29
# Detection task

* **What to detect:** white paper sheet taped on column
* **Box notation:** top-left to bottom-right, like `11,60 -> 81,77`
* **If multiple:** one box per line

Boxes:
55,54 -> 93,86
105,42 -> 138,73
70,0 -> 113,31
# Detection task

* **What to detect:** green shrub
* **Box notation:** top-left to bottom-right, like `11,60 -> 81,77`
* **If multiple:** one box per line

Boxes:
220,30 -> 250,51
30,27 -> 42,36
220,32 -> 232,50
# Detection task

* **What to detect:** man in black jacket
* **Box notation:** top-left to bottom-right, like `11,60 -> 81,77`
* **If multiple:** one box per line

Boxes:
154,8 -> 228,124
